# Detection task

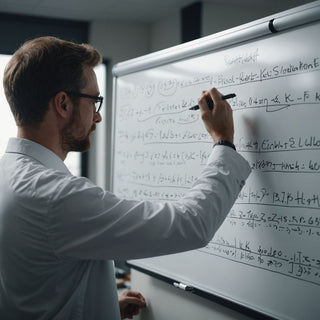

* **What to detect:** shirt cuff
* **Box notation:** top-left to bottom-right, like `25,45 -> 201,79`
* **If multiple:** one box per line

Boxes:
207,145 -> 251,180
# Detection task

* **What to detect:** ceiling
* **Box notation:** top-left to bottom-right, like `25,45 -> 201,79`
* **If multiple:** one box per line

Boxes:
0,0 -> 314,23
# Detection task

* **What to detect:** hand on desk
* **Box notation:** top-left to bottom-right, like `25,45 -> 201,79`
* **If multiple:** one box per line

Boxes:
118,289 -> 146,319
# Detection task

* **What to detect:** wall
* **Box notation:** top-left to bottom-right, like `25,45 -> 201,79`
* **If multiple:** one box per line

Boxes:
202,0 -> 312,36
89,21 -> 150,188
150,12 -> 180,52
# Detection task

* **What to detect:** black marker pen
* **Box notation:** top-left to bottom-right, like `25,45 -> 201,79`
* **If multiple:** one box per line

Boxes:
189,93 -> 236,110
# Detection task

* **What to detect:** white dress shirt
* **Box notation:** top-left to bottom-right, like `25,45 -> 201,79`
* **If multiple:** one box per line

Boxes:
0,137 -> 250,320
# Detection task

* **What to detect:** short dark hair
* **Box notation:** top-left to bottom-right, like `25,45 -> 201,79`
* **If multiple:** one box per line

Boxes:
3,36 -> 102,126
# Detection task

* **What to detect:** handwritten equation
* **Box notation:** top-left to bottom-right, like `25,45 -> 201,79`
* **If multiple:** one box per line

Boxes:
118,56 -> 320,100
116,149 -> 210,166
116,170 -> 197,189
249,157 -> 320,173
118,90 -> 320,126
117,128 -> 211,145
236,135 -> 320,153
237,187 -> 320,210
227,208 -> 320,239
199,236 -> 320,286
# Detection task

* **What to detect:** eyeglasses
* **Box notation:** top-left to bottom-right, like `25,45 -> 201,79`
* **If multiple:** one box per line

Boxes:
65,91 -> 103,114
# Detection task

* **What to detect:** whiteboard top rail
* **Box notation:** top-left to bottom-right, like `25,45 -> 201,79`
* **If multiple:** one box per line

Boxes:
112,0 -> 320,78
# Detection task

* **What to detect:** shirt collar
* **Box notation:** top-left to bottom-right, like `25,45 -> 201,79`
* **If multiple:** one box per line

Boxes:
5,137 -> 71,175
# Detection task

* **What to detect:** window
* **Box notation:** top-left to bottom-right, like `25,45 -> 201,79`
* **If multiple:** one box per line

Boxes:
0,54 -> 16,158
0,54 -> 106,177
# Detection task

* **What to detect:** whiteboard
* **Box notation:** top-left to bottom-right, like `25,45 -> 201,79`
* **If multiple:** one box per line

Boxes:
111,2 -> 320,319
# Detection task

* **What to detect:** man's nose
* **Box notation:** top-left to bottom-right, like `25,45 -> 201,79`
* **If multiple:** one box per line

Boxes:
94,111 -> 102,123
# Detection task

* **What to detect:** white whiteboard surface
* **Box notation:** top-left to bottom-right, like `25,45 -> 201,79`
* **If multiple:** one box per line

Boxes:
111,3 -> 320,320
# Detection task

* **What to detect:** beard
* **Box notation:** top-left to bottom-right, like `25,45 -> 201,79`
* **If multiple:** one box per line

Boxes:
60,109 -> 96,153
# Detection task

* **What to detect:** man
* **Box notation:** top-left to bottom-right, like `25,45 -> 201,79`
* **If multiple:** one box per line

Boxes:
0,36 -> 251,319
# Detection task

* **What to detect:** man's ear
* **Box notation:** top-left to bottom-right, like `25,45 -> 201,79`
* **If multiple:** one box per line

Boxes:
52,91 -> 70,119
